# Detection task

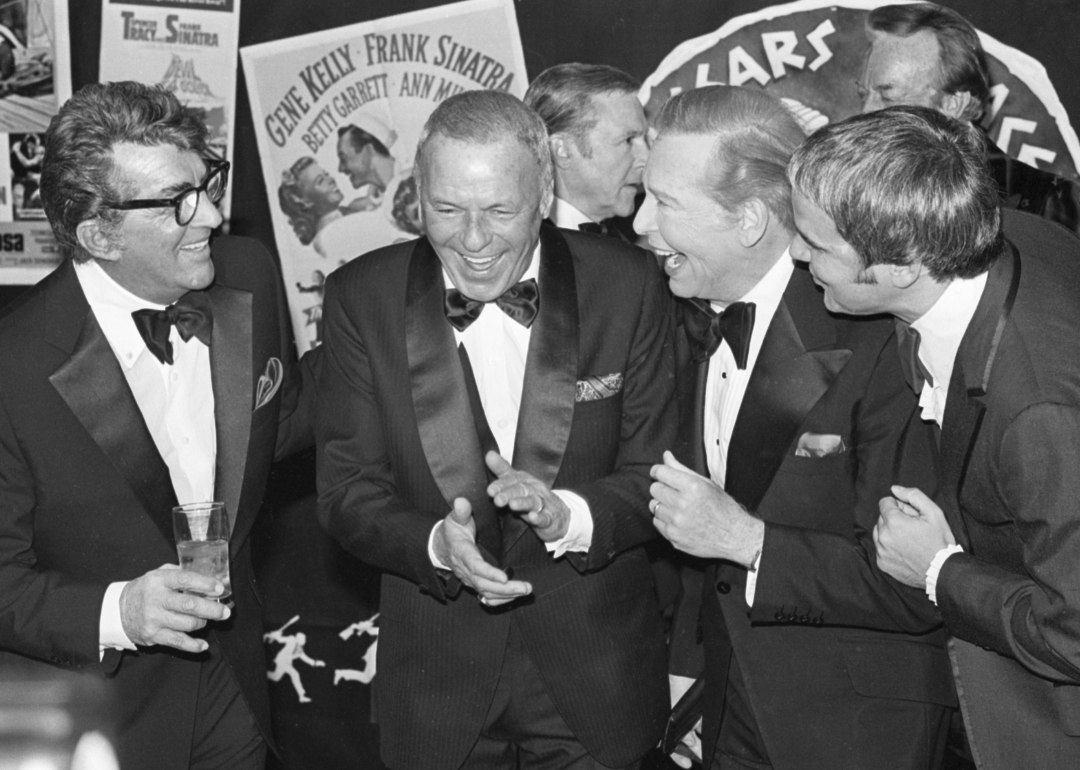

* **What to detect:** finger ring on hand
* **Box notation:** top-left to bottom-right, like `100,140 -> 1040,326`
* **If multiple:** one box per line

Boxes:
480,596 -> 490,606
649,499 -> 659,515
535,498 -> 545,515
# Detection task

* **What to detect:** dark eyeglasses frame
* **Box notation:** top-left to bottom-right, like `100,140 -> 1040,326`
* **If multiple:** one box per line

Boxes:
105,158 -> 230,226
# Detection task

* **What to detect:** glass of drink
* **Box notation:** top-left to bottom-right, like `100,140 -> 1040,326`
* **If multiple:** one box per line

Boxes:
172,502 -> 231,601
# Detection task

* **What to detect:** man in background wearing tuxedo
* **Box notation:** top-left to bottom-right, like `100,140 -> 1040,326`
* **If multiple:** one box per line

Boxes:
525,63 -> 648,239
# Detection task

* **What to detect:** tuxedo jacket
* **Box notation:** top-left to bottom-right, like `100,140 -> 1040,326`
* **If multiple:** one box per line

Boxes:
316,225 -> 676,770
0,237 -> 311,770
934,209 -> 1080,768
669,265 -> 955,770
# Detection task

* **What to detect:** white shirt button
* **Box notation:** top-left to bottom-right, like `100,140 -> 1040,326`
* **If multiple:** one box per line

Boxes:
497,418 -> 509,429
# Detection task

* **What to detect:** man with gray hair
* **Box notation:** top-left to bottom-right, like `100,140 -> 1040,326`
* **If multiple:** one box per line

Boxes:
525,63 -> 647,237
641,86 -> 953,770
789,104 -> 1080,769
316,88 -> 675,769
860,2 -> 1078,232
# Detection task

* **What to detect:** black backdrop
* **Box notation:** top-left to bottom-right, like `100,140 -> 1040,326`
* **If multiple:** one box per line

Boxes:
6,2 -> 1080,768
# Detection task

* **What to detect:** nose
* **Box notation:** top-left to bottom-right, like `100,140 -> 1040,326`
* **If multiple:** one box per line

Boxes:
632,135 -> 649,167
461,213 -> 493,252
789,234 -> 810,264
634,192 -> 657,236
192,190 -> 224,229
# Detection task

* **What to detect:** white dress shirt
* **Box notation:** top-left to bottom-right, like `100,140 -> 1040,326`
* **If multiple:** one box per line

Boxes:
75,260 -> 217,651
700,252 -> 794,604
549,196 -> 595,231
909,272 -> 988,602
428,243 -> 592,567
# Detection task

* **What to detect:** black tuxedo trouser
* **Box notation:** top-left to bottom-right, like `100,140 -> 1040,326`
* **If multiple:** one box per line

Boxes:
460,622 -> 640,770
187,650 -> 265,770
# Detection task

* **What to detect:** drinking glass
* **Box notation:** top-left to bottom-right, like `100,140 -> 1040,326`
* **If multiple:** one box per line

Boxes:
172,502 -> 231,601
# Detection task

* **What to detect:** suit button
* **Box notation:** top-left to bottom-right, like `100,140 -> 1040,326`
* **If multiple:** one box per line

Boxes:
716,581 -> 731,594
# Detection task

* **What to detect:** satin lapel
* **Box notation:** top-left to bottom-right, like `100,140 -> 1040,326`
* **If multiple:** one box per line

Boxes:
725,285 -> 851,511
673,308 -> 709,473
938,244 -> 1019,541
406,240 -> 499,555
206,283 -> 252,550
48,274 -> 177,543
505,226 -> 579,552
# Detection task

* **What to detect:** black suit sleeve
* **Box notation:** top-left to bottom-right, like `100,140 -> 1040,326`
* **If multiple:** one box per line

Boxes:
315,272 -> 450,599
938,403 -> 1080,682
0,393 -> 107,668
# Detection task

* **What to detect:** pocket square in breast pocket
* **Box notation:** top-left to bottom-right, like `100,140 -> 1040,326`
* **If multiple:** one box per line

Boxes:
795,432 -> 846,458
254,357 -> 283,412
575,373 -> 623,402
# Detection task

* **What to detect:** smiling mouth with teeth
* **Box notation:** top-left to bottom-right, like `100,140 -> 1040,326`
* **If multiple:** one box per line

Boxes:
654,250 -> 685,270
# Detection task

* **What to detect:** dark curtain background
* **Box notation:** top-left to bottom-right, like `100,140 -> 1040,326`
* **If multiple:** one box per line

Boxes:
2,2 -> 1077,768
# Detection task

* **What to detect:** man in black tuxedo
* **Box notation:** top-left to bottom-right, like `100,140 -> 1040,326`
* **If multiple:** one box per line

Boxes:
642,86 -> 953,770
316,89 -> 675,770
789,105 -> 1080,769
0,82 -> 311,769
860,2 -> 1078,233
524,63 -> 647,238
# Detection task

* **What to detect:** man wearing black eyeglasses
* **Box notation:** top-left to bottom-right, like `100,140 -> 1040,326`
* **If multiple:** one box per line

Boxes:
0,81 -> 313,770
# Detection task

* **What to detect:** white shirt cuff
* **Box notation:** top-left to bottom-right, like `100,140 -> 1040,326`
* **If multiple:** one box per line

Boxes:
925,544 -> 964,605
545,490 -> 593,558
99,581 -> 136,656
744,550 -> 764,606
428,520 -> 451,571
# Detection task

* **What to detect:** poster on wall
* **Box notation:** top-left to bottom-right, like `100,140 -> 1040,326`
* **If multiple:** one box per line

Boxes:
98,0 -> 241,218
241,0 -> 528,354
640,0 -> 1080,182
0,0 -> 70,286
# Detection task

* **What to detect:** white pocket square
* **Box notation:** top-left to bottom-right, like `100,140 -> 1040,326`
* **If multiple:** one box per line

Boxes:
794,432 -> 846,458
254,357 -> 283,411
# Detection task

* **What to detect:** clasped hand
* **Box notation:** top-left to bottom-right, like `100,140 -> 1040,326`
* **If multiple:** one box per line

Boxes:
120,564 -> 229,654
649,451 -> 763,566
433,451 -> 569,607
873,485 -> 957,588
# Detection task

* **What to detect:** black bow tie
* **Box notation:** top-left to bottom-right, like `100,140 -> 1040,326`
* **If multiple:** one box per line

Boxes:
444,278 -> 539,332
577,221 -> 609,236
683,298 -> 756,368
132,292 -> 213,365
895,320 -> 934,395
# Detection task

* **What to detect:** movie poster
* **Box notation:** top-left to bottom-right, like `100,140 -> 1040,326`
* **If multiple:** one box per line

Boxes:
640,0 -> 1080,181
0,0 -> 70,285
241,0 -> 528,354
99,0 -> 241,217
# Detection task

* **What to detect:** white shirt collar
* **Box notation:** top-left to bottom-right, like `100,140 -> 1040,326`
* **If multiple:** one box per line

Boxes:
549,196 -> 595,230
74,259 -> 166,370
911,272 -> 988,390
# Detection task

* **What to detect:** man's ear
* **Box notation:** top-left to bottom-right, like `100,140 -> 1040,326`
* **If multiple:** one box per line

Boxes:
737,199 -> 768,248
76,218 -> 120,263
887,260 -> 922,289
549,134 -> 575,169
939,90 -> 974,121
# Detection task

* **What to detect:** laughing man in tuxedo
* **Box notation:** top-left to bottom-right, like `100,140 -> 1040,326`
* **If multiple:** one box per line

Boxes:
316,89 -> 675,770
788,105 -> 1080,769
641,86 -> 954,770
0,82 -> 312,769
